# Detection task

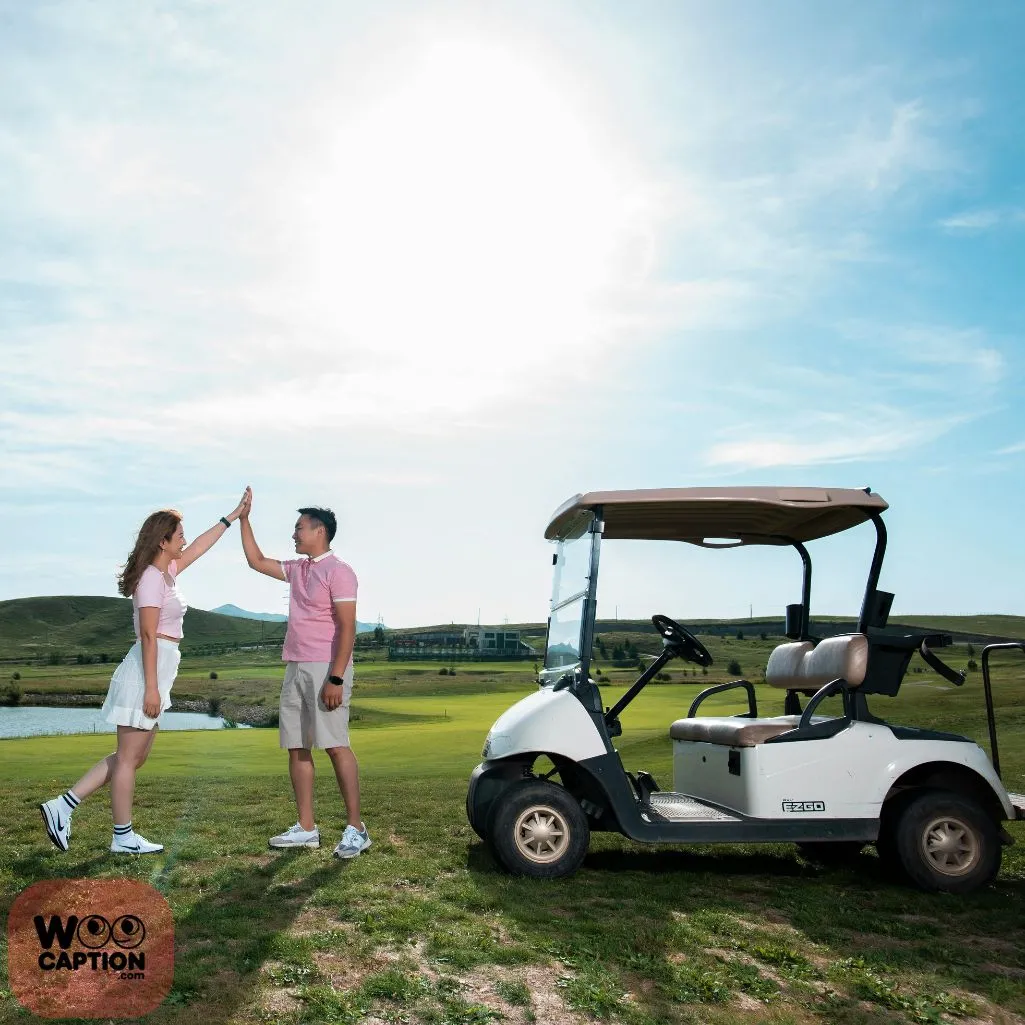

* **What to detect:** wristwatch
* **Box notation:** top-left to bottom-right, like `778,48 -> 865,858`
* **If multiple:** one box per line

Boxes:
328,675 -> 344,686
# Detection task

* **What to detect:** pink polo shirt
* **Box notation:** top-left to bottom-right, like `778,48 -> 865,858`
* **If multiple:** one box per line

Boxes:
133,561 -> 187,640
280,552 -> 358,665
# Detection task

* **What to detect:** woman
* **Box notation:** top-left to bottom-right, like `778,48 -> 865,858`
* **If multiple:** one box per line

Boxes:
40,487 -> 251,855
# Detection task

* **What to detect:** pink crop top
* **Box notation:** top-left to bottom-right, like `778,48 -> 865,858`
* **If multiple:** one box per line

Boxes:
132,561 -> 188,639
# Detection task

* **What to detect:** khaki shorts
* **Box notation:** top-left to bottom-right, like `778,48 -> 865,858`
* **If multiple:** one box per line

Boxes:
279,662 -> 353,750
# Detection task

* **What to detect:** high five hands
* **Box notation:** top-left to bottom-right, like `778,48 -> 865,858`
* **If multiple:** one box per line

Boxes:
228,486 -> 252,523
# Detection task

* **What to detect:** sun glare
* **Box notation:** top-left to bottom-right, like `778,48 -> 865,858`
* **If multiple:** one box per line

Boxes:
282,38 -> 650,381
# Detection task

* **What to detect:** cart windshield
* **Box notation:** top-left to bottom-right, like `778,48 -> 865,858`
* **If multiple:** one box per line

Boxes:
541,519 -> 595,685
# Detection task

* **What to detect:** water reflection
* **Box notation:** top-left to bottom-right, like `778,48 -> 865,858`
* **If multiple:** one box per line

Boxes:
0,707 -> 250,739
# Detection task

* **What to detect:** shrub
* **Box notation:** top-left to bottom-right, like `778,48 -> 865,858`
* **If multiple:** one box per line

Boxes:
2,684 -> 21,706
207,697 -> 222,717
448,667 -> 456,675
209,671 -> 218,680
11,671 -> 20,681
967,659 -> 978,672
439,667 -> 449,675
727,658 -> 743,676
760,632 -> 768,641
736,629 -> 744,640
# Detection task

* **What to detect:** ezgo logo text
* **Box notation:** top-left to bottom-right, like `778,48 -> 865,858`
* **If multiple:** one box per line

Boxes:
8,879 -> 173,1018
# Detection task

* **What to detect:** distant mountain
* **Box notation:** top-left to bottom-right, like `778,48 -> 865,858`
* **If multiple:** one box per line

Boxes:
212,603 -> 381,634
212,604 -> 287,623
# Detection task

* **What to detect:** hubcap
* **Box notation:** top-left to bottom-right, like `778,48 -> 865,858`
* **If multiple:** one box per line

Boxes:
921,815 -> 979,876
513,804 -> 570,864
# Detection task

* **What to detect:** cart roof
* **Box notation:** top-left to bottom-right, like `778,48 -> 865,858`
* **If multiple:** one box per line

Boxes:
544,486 -> 888,544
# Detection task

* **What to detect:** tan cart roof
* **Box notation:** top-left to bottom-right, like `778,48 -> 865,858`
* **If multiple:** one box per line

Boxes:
545,486 -> 888,544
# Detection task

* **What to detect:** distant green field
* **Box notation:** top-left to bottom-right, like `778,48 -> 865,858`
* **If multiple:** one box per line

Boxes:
2,653 -> 1024,1025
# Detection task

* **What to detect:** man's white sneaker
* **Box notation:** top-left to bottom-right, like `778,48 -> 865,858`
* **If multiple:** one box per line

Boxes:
40,798 -> 72,852
333,824 -> 371,859
268,823 -> 321,849
110,831 -> 164,855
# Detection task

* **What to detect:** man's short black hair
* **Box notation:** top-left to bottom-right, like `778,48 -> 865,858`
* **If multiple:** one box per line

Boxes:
298,506 -> 337,543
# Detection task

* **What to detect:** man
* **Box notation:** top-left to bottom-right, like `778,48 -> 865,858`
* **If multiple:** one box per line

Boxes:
239,495 -> 370,859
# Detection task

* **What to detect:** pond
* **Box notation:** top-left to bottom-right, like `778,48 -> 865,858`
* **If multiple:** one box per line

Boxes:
0,706 -> 250,739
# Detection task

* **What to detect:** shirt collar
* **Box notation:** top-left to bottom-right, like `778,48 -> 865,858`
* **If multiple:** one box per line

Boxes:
309,550 -> 333,563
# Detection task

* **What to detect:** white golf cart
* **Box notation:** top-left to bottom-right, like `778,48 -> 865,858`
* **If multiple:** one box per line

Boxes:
467,487 -> 1025,892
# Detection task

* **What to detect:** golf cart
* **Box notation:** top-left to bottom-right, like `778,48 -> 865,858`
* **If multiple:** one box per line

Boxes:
467,487 -> 1025,892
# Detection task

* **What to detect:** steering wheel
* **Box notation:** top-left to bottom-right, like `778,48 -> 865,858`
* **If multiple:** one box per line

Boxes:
652,614 -> 713,667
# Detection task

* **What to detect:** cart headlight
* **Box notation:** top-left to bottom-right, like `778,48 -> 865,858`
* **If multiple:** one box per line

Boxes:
483,732 -> 511,760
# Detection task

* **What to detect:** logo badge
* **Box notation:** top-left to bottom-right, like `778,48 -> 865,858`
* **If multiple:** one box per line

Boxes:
7,879 -> 174,1018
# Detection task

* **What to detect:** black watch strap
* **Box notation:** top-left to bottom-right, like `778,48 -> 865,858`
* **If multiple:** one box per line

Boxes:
328,675 -> 344,686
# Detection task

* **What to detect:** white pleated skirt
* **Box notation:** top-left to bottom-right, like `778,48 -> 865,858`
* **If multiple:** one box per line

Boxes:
100,639 -> 181,730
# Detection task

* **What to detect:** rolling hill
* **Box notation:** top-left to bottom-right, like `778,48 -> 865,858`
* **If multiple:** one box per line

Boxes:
0,596 -> 1021,664
0,596 -> 286,661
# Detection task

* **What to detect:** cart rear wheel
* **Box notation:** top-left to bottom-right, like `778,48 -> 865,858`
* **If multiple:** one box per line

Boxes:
488,780 -> 589,879
894,790 -> 1001,894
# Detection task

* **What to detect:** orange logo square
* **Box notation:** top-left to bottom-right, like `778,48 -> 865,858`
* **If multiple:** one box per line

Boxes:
7,879 -> 174,1018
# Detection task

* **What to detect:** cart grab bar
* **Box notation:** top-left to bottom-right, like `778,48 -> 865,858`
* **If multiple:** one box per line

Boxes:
980,642 -> 1025,780
688,680 -> 758,719
919,638 -> 966,687
798,677 -> 846,732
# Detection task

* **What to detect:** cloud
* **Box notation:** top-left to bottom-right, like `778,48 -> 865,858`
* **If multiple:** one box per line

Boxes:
996,440 -> 1025,456
939,207 -> 1025,232
704,409 -> 968,470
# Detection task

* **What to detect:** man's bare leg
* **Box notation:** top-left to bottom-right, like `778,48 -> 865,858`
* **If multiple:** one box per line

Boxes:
289,748 -> 316,830
326,746 -> 361,828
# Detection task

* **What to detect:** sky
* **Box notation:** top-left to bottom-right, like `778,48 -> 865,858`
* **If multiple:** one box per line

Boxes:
1,1 -> 1023,629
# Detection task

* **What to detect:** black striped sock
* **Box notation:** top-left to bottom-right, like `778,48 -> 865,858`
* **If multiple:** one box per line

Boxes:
61,790 -> 80,811
113,823 -> 133,836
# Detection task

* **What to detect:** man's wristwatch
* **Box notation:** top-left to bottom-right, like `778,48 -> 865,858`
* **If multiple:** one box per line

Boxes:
328,675 -> 344,686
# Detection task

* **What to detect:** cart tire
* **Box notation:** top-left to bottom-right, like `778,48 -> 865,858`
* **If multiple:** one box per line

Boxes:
875,791 -> 914,880
488,780 -> 589,879
894,789 -> 1001,894
797,841 -> 865,866
466,788 -> 487,841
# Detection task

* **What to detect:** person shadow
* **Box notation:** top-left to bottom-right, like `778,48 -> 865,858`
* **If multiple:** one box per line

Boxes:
7,844 -> 345,1024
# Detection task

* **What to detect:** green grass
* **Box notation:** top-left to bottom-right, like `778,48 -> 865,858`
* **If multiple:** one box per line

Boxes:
2,654 -> 1024,1024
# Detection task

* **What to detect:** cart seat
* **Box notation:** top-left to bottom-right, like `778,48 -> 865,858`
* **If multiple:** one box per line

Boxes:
764,633 -> 868,690
669,715 -> 802,747
669,634 -> 869,748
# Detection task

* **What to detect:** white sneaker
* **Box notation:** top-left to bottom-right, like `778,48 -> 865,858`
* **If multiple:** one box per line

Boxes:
268,823 -> 320,849
110,831 -> 164,855
40,797 -> 72,852
333,823 -> 371,859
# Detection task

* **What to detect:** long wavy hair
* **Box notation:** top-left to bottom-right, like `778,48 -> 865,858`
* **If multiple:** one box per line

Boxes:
117,510 -> 182,598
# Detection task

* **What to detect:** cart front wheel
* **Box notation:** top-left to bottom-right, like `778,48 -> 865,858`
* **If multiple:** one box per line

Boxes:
894,790 -> 1001,894
488,780 -> 589,879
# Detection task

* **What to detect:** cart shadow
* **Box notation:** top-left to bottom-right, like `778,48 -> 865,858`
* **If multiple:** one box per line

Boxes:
466,839 -> 808,879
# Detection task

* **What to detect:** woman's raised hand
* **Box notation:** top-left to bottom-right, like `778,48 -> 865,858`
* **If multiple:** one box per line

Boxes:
228,486 -> 252,523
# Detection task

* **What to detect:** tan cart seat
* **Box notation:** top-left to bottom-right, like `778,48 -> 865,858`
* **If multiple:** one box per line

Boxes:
669,715 -> 802,747
669,634 -> 869,747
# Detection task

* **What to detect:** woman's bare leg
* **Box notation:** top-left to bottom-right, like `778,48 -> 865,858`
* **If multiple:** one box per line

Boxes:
111,726 -> 157,824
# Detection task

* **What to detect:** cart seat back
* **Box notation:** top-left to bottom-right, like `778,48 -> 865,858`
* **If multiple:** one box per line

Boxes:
764,633 -> 869,691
